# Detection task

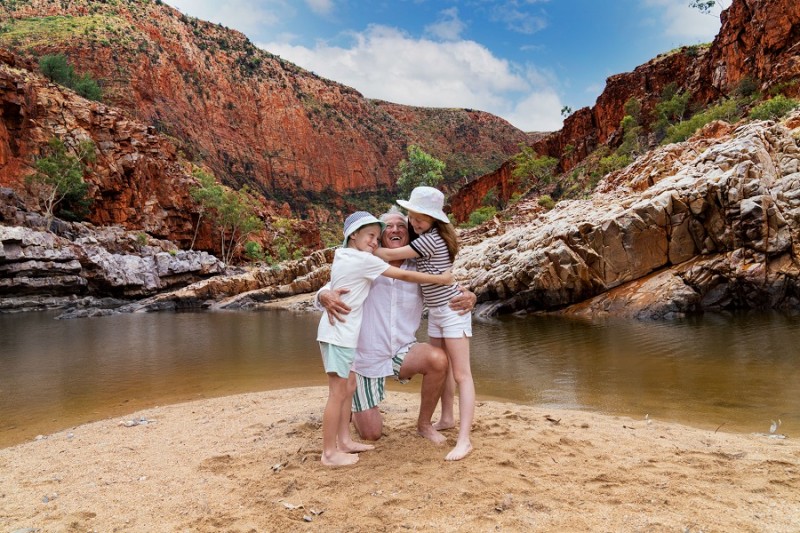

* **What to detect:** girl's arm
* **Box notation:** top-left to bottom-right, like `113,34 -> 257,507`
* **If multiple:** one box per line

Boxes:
374,245 -> 418,262
382,265 -> 453,285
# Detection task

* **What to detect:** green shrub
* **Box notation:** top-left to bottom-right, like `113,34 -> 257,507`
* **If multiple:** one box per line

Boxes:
663,97 -> 747,144
466,206 -> 496,227
38,53 -> 102,101
597,153 -> 631,176
73,72 -> 102,101
537,195 -> 555,210
244,241 -> 265,262
735,77 -> 759,98
749,95 -> 799,121
39,54 -> 74,85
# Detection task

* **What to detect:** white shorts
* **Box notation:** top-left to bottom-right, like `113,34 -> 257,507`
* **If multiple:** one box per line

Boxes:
427,304 -> 472,338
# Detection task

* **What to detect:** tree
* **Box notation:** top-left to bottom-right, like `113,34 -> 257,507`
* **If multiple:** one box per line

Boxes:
190,169 -> 264,265
26,138 -> 95,229
689,0 -> 729,15
654,83 -> 691,139
618,97 -> 644,156
511,144 -> 558,191
560,105 -> 573,118
396,145 -> 445,197
39,54 -> 74,86
38,54 -> 102,102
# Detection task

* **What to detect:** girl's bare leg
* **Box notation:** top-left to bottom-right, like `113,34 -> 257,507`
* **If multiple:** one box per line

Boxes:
338,372 -> 374,453
443,336 -> 474,461
430,337 -> 456,431
321,373 -> 359,466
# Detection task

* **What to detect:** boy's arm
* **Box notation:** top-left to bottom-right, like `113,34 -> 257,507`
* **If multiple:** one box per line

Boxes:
374,245 -> 419,262
382,265 -> 453,285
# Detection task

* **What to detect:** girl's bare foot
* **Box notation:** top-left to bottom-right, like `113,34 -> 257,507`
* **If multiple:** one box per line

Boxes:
417,425 -> 447,445
321,451 -> 359,467
445,440 -> 472,461
339,440 -> 375,453
433,419 -> 455,431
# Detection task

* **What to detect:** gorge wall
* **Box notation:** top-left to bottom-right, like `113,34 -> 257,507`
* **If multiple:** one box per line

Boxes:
0,0 -> 530,226
448,0 -> 800,223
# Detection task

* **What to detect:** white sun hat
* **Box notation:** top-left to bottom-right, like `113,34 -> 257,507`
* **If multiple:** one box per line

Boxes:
342,211 -> 385,247
396,186 -> 449,223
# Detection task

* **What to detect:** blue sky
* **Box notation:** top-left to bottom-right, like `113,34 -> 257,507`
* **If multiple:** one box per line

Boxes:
164,0 -> 722,132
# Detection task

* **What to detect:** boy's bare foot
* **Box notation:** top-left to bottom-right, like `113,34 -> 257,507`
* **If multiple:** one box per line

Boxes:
433,419 -> 455,431
321,451 -> 359,467
339,440 -> 375,453
417,425 -> 447,445
445,440 -> 472,461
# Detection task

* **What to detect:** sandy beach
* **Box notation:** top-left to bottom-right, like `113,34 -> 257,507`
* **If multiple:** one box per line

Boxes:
1,386 -> 798,532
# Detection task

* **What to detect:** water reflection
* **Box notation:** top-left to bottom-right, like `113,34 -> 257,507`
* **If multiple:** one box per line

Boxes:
1,309 -> 798,448
468,313 -> 800,434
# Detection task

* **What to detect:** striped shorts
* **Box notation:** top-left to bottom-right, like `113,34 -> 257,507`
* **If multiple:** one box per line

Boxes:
351,344 -> 414,413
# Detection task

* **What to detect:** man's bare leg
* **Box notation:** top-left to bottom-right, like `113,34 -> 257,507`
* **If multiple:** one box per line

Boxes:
352,405 -> 383,441
400,342 -> 448,444
429,338 -> 456,431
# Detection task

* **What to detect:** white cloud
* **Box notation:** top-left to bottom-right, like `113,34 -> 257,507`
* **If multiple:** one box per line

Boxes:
646,0 -> 721,41
164,0 -> 289,35
424,8 -> 466,41
305,0 -> 334,16
506,91 -> 564,132
260,25 -> 559,131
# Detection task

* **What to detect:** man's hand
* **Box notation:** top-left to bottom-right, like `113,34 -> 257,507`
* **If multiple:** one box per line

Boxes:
319,288 -> 351,325
449,286 -> 477,316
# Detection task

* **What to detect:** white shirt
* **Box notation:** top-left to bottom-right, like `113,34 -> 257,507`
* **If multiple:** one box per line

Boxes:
316,247 -> 390,348
316,259 -> 424,378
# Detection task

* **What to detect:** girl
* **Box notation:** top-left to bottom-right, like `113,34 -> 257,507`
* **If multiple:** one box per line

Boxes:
317,211 -> 453,466
374,187 -> 474,461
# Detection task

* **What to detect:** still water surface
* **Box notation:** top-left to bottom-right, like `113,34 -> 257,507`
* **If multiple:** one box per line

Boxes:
1,309 -> 798,448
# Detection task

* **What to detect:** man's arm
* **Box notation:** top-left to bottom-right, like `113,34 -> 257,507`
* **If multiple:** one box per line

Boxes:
449,285 -> 477,316
318,287 -> 352,325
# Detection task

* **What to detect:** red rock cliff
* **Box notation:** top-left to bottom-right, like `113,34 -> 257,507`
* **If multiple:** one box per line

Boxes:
448,0 -> 800,223
0,0 -> 529,217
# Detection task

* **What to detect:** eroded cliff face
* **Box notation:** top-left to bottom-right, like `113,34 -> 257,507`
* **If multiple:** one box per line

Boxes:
0,50 -> 209,248
448,0 -> 800,223
0,0 -> 529,217
455,113 -> 800,319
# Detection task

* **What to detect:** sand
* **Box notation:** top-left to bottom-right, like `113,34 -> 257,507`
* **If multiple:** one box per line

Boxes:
1,387 -> 798,532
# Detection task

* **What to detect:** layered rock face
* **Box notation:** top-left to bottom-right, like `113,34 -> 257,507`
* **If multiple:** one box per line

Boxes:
454,114 -> 800,319
448,0 -> 800,223
0,190 -> 225,313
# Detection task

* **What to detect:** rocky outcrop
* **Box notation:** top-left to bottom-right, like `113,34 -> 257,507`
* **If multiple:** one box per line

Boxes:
119,248 -> 335,314
454,113 -> 800,319
449,0 -> 800,223
0,198 -> 225,312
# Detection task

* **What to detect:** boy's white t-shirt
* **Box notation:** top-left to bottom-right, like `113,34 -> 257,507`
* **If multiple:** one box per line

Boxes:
316,247 -> 390,348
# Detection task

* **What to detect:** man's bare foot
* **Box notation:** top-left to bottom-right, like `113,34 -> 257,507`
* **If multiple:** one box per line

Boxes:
339,440 -> 375,453
417,425 -> 447,445
445,440 -> 472,461
433,419 -> 455,431
321,451 -> 359,466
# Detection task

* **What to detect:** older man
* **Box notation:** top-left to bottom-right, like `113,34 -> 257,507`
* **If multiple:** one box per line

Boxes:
318,208 -> 476,444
